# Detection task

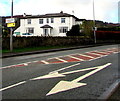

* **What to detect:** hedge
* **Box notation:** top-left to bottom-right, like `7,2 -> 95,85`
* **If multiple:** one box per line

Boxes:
2,37 -> 94,49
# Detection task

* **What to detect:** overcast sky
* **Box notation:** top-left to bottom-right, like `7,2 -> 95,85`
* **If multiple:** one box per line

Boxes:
1,0 -> 119,23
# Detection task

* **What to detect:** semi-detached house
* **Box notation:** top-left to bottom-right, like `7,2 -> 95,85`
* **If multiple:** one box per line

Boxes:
14,12 -> 85,36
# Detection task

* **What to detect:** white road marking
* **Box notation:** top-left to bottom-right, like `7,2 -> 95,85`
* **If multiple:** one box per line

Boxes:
41,60 -> 49,64
55,57 -> 68,63
46,81 -> 87,96
67,55 -> 84,61
87,52 -> 103,56
72,63 -> 111,82
50,63 -> 80,73
23,63 -> 28,66
46,63 -> 112,96
88,57 -> 101,61
31,64 -> 98,80
31,72 -> 66,80
61,66 -> 98,75
97,51 -> 110,55
32,61 -> 39,63
0,81 -> 26,92
78,54 -> 94,59
2,48 -> 118,70
1,63 -> 27,69
1,63 -> 112,93
1,63 -> 81,91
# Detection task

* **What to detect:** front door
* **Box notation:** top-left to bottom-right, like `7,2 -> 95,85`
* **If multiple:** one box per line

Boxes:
44,28 -> 48,36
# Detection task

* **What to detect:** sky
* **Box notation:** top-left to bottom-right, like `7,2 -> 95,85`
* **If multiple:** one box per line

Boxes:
1,0 -> 119,23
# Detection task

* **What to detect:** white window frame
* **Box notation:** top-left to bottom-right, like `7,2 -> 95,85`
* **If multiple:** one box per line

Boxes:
51,18 -> 54,23
27,27 -> 34,33
27,19 -> 31,24
39,19 -> 44,24
59,27 -> 68,33
46,18 -> 49,23
61,18 -> 65,23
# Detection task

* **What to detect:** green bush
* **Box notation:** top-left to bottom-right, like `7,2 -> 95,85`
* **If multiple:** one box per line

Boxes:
2,37 -> 93,49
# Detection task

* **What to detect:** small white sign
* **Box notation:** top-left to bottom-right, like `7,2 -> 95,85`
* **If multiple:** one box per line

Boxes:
6,18 -> 15,23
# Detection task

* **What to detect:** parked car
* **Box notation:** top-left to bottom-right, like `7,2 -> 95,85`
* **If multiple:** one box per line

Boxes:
21,33 -> 33,37
13,32 -> 21,37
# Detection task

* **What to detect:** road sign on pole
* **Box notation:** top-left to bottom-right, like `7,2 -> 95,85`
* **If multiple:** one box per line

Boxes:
7,23 -> 15,27
6,18 -> 15,23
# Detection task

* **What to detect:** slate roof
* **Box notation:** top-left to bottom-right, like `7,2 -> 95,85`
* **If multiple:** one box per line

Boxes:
21,12 -> 85,21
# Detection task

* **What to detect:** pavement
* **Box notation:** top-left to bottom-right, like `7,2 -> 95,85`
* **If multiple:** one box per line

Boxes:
98,79 -> 120,100
107,84 -> 120,100
2,43 -> 120,100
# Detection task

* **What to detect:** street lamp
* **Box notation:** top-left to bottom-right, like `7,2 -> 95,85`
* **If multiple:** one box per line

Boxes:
93,0 -> 96,44
10,0 -> 13,51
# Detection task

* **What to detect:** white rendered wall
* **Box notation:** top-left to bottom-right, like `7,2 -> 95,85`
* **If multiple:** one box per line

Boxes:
14,16 -> 80,36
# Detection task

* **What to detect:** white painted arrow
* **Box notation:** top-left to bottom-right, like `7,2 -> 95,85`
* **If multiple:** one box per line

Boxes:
31,63 -> 81,80
31,63 -> 98,80
46,63 -> 112,96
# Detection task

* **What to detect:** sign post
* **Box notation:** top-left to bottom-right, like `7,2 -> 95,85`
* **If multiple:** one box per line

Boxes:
6,0 -> 14,51
10,0 -> 13,51
6,18 -> 15,52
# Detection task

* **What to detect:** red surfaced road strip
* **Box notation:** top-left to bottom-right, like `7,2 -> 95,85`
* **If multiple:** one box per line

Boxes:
100,51 -> 114,54
45,58 -> 64,64
59,56 -> 80,62
71,54 -> 93,60
90,51 -> 109,55
84,52 -> 101,58
36,61 -> 46,64
3,64 -> 27,69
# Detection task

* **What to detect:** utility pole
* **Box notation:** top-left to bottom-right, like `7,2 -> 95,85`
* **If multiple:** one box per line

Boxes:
93,0 -> 96,44
10,0 -> 13,51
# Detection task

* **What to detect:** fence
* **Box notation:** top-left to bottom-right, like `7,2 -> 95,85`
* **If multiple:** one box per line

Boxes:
96,31 -> 120,40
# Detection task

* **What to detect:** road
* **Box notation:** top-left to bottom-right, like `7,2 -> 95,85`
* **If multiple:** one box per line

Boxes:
1,44 -> 120,100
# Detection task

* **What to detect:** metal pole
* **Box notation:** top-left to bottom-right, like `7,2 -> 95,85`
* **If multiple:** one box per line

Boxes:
93,0 -> 96,44
10,0 -> 13,51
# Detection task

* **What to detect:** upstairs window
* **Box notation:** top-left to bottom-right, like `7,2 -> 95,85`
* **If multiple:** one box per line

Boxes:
27,19 -> 31,24
61,18 -> 65,23
51,18 -> 54,23
59,27 -> 68,33
39,19 -> 43,24
46,18 -> 49,23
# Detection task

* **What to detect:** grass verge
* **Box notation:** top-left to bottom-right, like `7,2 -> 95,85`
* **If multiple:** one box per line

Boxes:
2,46 -> 72,53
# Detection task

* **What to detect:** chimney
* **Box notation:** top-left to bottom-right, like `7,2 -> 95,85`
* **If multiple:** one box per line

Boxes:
60,11 -> 63,13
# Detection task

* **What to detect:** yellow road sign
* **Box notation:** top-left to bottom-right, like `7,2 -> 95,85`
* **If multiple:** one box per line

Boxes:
7,23 -> 15,27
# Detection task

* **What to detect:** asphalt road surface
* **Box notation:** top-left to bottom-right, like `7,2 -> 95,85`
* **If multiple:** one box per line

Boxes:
1,44 -> 120,100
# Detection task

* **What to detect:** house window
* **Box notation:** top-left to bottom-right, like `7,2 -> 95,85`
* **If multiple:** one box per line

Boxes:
59,27 -> 68,33
27,19 -> 31,24
27,27 -> 34,33
46,18 -> 49,23
39,19 -> 43,24
61,18 -> 65,23
51,18 -> 54,23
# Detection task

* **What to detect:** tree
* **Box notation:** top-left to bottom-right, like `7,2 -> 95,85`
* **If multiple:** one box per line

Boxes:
66,24 -> 83,36
81,20 -> 94,38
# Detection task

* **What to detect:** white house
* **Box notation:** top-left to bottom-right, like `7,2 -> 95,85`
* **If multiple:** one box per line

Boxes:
14,12 -> 85,36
